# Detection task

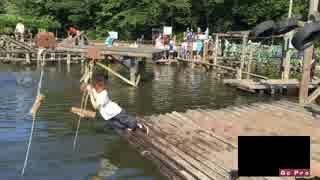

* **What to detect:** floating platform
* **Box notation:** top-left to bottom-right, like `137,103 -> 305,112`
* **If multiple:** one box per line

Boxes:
123,100 -> 320,180
224,79 -> 320,94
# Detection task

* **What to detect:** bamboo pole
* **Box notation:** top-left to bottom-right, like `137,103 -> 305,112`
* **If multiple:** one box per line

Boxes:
96,62 -> 137,87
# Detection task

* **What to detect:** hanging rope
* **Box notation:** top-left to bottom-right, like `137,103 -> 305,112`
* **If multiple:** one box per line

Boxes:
73,92 -> 89,150
21,48 -> 46,176
72,62 -> 93,151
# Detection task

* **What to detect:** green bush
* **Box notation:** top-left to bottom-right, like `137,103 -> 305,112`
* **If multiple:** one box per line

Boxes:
0,14 -> 61,33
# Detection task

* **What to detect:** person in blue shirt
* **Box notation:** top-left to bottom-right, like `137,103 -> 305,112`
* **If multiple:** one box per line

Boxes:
196,39 -> 203,59
105,34 -> 113,47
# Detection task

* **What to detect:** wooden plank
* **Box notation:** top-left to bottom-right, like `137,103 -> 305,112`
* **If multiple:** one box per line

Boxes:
126,133 -> 190,180
56,46 -> 164,59
305,86 -> 320,105
146,124 -> 229,180
143,130 -> 215,180
70,107 -> 96,118
149,115 -> 233,179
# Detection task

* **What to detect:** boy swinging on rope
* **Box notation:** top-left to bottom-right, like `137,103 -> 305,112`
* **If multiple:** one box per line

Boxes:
80,75 -> 149,134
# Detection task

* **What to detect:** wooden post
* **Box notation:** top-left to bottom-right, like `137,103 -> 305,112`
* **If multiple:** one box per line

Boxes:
300,46 -> 314,104
237,35 -> 248,80
81,53 -> 85,63
6,52 -> 10,61
299,0 -> 319,105
246,48 -> 253,79
41,52 -> 46,66
67,54 -> 71,65
25,53 -> 30,64
130,59 -> 137,84
203,41 -> 208,61
37,50 -> 41,66
214,35 -> 219,65
282,49 -> 292,80
50,53 -> 55,62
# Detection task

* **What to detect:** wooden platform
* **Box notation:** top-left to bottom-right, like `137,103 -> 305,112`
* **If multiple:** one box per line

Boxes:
224,79 -> 320,94
123,101 -> 320,180
56,46 -> 165,60
0,35 -> 166,64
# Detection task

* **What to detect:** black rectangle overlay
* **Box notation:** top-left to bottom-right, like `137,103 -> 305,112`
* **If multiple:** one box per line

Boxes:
238,136 -> 310,176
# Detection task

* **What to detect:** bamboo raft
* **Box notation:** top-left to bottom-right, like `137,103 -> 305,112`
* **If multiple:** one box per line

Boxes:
123,100 -> 320,180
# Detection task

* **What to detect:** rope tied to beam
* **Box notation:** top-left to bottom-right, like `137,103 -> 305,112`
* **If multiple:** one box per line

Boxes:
21,48 -> 46,176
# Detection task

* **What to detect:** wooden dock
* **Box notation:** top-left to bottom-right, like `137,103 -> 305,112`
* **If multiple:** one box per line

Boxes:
0,35 -> 165,63
123,100 -> 320,180
224,79 -> 320,94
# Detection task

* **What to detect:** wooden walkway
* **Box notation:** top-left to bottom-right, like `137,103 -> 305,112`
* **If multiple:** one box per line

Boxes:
0,35 -> 165,64
224,79 -> 320,94
123,100 -> 320,180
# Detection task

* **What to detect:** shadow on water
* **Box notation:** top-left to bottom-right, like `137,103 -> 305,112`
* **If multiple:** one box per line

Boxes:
0,62 -> 295,180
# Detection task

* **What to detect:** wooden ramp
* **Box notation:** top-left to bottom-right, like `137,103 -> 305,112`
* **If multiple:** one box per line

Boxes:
123,101 -> 320,180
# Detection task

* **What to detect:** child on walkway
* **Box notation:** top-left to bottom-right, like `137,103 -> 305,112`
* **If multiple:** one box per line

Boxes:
81,75 -> 149,134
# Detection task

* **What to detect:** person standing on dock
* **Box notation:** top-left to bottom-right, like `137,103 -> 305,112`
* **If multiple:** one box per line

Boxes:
196,38 -> 203,60
180,40 -> 188,59
15,22 -> 25,42
155,35 -> 164,49
67,27 -> 78,38
105,34 -> 114,47
81,75 -> 149,134
192,39 -> 197,59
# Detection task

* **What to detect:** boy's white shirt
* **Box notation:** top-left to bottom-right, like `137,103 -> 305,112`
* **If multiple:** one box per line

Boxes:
88,87 -> 122,120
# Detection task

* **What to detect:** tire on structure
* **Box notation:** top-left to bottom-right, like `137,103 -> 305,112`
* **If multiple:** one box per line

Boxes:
273,18 -> 299,35
250,20 -> 276,38
292,22 -> 320,51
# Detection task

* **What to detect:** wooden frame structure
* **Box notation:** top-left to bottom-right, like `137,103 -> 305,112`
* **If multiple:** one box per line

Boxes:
0,35 -> 166,87
300,0 -> 320,106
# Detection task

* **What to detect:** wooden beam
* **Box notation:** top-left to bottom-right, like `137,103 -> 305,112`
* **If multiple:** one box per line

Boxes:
304,86 -> 320,105
70,107 -> 96,118
300,0 -> 319,105
96,62 -> 136,87
177,58 -> 268,80
246,48 -> 253,80
214,35 -> 219,65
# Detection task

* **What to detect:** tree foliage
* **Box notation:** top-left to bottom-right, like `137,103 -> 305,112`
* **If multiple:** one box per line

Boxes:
0,0 -> 310,39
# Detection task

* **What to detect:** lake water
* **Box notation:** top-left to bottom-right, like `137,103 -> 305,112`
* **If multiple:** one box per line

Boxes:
0,62 -> 293,180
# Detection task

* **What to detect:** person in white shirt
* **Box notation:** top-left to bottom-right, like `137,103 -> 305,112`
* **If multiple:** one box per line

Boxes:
15,22 -> 25,41
81,75 -> 149,134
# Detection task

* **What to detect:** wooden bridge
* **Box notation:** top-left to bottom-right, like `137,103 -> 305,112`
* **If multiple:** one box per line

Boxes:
122,100 -> 320,180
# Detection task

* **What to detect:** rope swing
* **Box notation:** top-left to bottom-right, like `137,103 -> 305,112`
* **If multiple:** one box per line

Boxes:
21,48 -> 46,176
